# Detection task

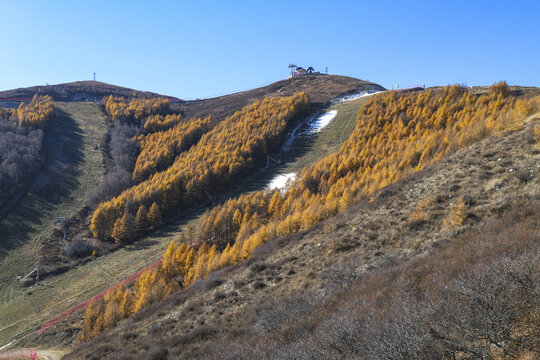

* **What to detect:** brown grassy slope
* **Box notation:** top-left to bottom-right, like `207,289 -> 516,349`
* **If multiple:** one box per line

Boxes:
55,112 -> 540,358
0,81 -> 177,102
172,75 -> 384,123
37,76 -> 382,279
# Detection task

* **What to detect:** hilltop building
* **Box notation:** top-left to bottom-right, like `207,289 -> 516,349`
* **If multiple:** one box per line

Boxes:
289,64 -> 324,78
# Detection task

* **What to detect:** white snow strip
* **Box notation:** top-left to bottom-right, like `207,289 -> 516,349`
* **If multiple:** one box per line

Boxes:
0,340 -> 15,351
267,172 -> 296,191
309,110 -> 338,133
338,90 -> 383,103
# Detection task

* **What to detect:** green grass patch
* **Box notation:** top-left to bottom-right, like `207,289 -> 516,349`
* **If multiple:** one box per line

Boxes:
0,102 -> 106,343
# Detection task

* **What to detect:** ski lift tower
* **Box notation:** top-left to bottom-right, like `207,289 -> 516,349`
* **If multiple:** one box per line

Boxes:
288,64 -> 297,78
54,217 -> 69,241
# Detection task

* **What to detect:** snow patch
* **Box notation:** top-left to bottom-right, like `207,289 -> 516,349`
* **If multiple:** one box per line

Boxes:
338,90 -> 383,103
309,110 -> 338,133
267,172 -> 296,191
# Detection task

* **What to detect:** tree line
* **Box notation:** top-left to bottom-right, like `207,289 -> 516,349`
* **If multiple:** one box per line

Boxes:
104,95 -> 170,125
0,95 -> 55,206
90,92 -> 310,242
86,97 -> 174,207
183,82 -> 538,264
143,113 -> 184,133
132,115 -> 213,182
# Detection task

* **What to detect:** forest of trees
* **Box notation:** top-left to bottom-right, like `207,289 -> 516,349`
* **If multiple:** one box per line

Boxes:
86,97 -> 174,207
81,83 -> 539,340
90,92 -> 310,241
185,83 -> 538,263
143,113 -> 184,133
132,115 -> 213,182
0,95 -> 55,206
86,123 -> 140,208
104,96 -> 170,125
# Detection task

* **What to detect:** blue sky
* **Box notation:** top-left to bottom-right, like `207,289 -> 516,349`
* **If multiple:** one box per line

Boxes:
0,0 -> 538,99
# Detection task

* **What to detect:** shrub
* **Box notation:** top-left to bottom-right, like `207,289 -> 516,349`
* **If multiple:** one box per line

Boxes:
64,241 -> 94,258
145,345 -> 169,360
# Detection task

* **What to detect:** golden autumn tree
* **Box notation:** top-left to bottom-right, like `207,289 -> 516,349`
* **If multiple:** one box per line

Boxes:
183,248 -> 195,276
135,204 -> 148,231
120,288 -> 134,319
147,202 -> 162,228
111,211 -> 135,243
80,299 -> 101,341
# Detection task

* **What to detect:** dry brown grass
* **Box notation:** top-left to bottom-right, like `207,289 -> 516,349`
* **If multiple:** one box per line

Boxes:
56,112 -> 540,359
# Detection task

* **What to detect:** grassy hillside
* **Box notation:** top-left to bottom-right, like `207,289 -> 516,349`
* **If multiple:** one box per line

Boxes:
8,81 -> 538,359
0,85 -> 375,349
0,81 -> 177,102
0,102 -> 106,344
173,75 -> 383,123
64,111 -> 540,359
56,84 -> 540,359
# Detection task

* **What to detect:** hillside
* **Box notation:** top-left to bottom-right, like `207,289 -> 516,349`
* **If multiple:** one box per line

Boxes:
6,82 -> 534,360
1,79 -> 538,359
35,75 -> 384,278
0,75 -> 383,352
0,103 -> 107,347
172,75 -> 383,123
0,81 -> 179,102
60,108 -> 540,359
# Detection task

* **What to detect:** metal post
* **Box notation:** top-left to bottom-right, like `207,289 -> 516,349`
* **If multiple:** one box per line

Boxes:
266,155 -> 279,168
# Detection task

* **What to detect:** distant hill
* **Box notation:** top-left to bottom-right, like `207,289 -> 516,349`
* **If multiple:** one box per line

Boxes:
173,74 -> 385,123
0,76 -> 384,116
0,80 -> 179,102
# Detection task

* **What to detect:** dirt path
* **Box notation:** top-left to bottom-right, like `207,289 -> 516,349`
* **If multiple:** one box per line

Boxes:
0,102 -> 107,345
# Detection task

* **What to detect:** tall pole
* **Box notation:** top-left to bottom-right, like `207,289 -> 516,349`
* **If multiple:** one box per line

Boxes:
289,64 -> 297,78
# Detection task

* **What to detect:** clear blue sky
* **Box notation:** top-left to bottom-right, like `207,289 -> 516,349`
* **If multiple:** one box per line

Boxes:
1,0 -> 538,99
